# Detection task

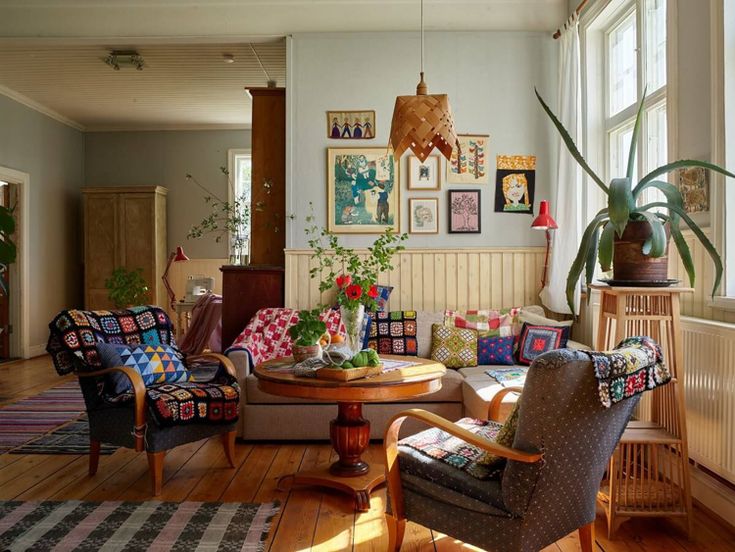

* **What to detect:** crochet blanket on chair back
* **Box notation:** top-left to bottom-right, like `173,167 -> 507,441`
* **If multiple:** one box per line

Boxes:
225,307 -> 343,367
47,306 -> 177,375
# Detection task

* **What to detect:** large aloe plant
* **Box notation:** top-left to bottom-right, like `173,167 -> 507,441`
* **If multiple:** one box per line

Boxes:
536,88 -> 735,314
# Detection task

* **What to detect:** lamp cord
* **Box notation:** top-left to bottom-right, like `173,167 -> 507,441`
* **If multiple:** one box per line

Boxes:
420,0 -> 424,73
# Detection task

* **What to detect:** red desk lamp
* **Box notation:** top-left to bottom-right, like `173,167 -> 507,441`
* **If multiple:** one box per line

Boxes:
531,200 -> 558,288
162,246 -> 189,310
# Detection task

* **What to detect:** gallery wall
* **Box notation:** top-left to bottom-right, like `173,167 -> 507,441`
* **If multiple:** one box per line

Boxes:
287,31 -> 559,248
0,94 -> 84,354
85,129 -> 250,259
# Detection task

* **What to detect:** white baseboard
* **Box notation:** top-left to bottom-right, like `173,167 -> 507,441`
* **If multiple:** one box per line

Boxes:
691,465 -> 735,528
27,343 -> 47,358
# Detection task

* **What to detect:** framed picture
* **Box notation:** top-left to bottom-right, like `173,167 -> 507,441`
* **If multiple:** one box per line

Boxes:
448,189 -> 481,233
409,198 -> 439,234
408,155 -> 441,190
327,147 -> 399,234
327,110 -> 376,139
447,134 -> 490,184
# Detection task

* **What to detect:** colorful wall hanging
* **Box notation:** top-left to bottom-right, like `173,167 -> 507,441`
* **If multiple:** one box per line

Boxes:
447,134 -> 489,184
448,189 -> 481,233
494,155 -> 536,214
327,110 -> 376,139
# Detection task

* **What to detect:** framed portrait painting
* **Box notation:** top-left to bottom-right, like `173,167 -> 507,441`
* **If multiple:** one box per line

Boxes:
409,198 -> 439,234
327,148 -> 400,234
448,189 -> 481,233
447,134 -> 490,184
408,155 -> 441,190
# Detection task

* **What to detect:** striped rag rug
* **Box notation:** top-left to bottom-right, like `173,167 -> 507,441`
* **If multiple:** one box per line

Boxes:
0,500 -> 279,551
0,382 -> 85,453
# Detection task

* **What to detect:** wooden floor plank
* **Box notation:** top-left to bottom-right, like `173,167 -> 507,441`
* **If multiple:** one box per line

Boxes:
353,444 -> 388,552
220,443 -> 279,502
186,441 -> 254,502
51,448 -> 140,500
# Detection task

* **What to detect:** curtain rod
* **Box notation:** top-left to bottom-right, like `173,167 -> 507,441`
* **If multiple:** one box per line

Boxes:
553,0 -> 589,39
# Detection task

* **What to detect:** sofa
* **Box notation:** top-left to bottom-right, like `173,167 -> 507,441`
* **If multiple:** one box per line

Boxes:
226,305 -> 589,440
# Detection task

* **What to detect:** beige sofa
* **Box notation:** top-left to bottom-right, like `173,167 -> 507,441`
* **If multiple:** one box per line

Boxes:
226,305 -> 589,440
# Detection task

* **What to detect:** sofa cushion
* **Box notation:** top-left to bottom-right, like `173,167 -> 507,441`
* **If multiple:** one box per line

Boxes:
478,336 -> 515,366
516,323 -> 570,365
367,311 -> 418,355
416,311 -> 444,359
519,306 -> 573,328
444,308 -> 521,337
430,324 -> 478,368
461,372 -> 520,420
244,367 -> 463,405
97,343 -> 190,394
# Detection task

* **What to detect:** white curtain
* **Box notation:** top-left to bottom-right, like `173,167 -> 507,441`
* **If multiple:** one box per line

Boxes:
540,13 -> 583,315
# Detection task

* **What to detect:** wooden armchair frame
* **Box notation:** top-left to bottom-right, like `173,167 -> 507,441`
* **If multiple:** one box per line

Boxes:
383,386 -> 596,552
77,352 -> 238,496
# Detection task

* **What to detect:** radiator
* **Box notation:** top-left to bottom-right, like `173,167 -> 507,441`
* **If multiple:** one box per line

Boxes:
681,316 -> 735,484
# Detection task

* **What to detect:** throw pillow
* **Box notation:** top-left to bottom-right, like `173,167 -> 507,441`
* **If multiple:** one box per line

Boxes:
367,311 -> 418,355
374,285 -> 393,312
430,324 -> 478,368
477,336 -> 515,366
519,307 -> 573,328
479,399 -> 521,468
444,308 -> 521,337
516,323 -> 570,366
97,343 -> 190,394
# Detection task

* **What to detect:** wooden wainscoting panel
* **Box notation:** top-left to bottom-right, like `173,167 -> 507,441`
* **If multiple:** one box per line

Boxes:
285,248 -> 546,311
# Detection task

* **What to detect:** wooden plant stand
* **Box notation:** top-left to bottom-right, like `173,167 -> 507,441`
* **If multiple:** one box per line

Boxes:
591,285 -> 694,538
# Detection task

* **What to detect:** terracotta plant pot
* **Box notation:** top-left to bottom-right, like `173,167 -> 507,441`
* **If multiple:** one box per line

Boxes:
292,343 -> 323,363
613,220 -> 671,282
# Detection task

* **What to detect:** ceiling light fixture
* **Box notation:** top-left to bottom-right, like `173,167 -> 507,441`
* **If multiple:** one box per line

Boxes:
388,0 -> 459,162
104,50 -> 145,71
223,54 -> 235,64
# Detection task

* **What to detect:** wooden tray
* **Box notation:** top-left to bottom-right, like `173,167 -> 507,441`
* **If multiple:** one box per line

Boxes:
315,364 -> 383,382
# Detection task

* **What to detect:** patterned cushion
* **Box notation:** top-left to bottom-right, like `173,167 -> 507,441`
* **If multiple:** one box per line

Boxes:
479,400 -> 520,466
367,311 -> 418,356
97,343 -> 190,393
516,323 -> 570,365
444,308 -> 521,337
399,417 -> 505,480
146,380 -> 240,427
430,324 -> 478,368
374,285 -> 393,312
478,336 -> 515,365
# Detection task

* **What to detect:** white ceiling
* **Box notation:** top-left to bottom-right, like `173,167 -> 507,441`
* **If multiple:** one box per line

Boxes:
0,0 -> 567,131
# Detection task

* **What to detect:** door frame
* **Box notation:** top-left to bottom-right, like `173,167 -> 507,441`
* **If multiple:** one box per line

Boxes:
0,166 -> 30,359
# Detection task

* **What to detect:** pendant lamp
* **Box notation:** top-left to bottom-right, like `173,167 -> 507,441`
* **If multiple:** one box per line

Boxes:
388,0 -> 460,162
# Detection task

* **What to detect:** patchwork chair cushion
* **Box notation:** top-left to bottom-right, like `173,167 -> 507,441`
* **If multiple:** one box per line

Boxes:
146,380 -> 240,428
47,306 -> 176,375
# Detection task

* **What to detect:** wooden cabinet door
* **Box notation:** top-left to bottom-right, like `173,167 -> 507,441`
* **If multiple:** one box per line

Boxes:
84,193 -> 118,309
118,194 -> 157,305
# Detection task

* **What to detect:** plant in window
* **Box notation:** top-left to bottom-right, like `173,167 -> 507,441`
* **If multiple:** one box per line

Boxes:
186,167 -> 250,265
105,267 -> 150,308
536,89 -> 735,314
0,204 -> 17,296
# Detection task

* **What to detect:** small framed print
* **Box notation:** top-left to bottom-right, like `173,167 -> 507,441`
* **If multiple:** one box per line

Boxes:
408,155 -> 441,190
448,189 -> 481,233
409,198 -> 439,234
327,110 -> 376,139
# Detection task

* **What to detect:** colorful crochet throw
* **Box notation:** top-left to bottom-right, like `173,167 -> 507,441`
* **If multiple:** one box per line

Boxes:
585,336 -> 671,408
46,306 -> 177,375
146,380 -> 240,427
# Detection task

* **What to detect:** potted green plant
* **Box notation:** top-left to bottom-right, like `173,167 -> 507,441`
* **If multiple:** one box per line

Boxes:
536,89 -> 735,314
105,267 -> 150,308
288,308 -> 330,362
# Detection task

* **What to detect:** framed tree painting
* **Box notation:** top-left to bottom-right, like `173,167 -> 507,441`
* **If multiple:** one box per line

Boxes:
409,198 -> 439,234
327,110 -> 376,139
327,148 -> 399,234
448,189 -> 481,233
447,134 -> 489,184
408,155 -> 441,190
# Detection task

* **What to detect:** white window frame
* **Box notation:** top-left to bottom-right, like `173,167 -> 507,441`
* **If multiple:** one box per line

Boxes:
227,148 -> 252,253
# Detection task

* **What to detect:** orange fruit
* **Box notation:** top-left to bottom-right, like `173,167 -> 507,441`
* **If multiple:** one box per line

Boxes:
331,334 -> 345,344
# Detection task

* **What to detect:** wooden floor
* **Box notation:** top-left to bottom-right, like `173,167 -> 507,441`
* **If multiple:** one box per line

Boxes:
1,357 -> 735,551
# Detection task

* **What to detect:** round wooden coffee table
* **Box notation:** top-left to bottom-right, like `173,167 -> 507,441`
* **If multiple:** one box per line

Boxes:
255,354 -> 445,511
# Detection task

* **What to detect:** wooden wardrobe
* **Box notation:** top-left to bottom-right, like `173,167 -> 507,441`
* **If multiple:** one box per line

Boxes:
82,186 -> 168,309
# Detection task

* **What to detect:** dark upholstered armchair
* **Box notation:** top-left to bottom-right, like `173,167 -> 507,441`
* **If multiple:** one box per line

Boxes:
47,306 -> 240,496
384,348 -> 640,552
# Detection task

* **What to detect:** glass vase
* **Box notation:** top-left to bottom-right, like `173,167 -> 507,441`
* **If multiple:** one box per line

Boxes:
229,237 -> 250,266
340,304 -> 365,355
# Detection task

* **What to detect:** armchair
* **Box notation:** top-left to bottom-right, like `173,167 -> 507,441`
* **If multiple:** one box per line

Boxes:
46,306 -> 241,496
384,348 -> 640,552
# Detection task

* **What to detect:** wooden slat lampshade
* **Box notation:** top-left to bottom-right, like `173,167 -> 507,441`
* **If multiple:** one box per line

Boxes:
389,72 -> 460,162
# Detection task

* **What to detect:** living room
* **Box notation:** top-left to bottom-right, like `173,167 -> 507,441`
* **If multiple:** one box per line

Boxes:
1,0 -> 734,550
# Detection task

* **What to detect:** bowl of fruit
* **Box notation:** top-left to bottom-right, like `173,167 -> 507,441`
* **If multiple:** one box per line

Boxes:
316,349 -> 382,381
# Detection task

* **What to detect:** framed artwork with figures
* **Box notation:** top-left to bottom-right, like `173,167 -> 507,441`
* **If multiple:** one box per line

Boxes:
327,148 -> 399,234
448,189 -> 481,233
408,155 -> 441,190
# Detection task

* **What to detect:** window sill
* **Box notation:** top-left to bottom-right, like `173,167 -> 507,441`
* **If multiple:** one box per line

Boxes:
707,296 -> 735,312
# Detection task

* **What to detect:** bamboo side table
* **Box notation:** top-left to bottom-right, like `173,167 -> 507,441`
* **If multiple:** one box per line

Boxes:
591,285 -> 694,538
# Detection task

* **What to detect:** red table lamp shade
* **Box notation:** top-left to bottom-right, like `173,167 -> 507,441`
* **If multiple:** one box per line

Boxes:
173,246 -> 189,262
531,200 -> 558,230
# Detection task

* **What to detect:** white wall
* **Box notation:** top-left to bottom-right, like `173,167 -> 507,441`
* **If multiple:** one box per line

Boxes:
0,94 -> 84,354
287,31 -> 558,249
84,130 -> 250,259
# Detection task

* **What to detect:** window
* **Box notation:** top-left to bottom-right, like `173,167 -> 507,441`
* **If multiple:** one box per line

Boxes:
228,149 -> 252,254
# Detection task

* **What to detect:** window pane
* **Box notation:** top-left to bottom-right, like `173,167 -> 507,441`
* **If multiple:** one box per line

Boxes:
645,0 -> 666,91
234,155 -> 252,239
609,123 -> 635,180
608,11 -> 638,116
642,102 -> 667,207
